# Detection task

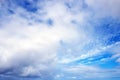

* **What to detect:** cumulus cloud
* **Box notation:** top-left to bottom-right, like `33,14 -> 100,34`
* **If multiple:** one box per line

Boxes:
0,0 -> 120,80
0,0 -> 83,78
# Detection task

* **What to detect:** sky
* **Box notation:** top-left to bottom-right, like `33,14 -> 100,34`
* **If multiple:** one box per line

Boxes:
0,0 -> 120,80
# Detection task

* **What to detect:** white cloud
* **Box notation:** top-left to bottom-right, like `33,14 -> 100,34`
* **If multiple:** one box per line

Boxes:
0,0 -> 120,79
57,64 -> 120,79
85,0 -> 120,18
0,0 -> 81,77
108,42 -> 120,63
59,42 -> 120,64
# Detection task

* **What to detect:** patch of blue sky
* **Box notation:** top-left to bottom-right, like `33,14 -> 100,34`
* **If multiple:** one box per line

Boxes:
106,33 -> 120,45
97,59 -> 119,69
12,0 -> 39,12
88,18 -> 120,50
93,18 -> 120,37
71,51 -> 119,69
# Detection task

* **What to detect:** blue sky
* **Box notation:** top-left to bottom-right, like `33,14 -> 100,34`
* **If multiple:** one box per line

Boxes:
0,0 -> 120,80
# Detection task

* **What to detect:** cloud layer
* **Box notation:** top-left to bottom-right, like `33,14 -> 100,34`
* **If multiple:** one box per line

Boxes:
0,0 -> 120,80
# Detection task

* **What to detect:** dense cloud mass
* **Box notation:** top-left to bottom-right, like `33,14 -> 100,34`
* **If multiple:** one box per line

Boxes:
0,0 -> 120,80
